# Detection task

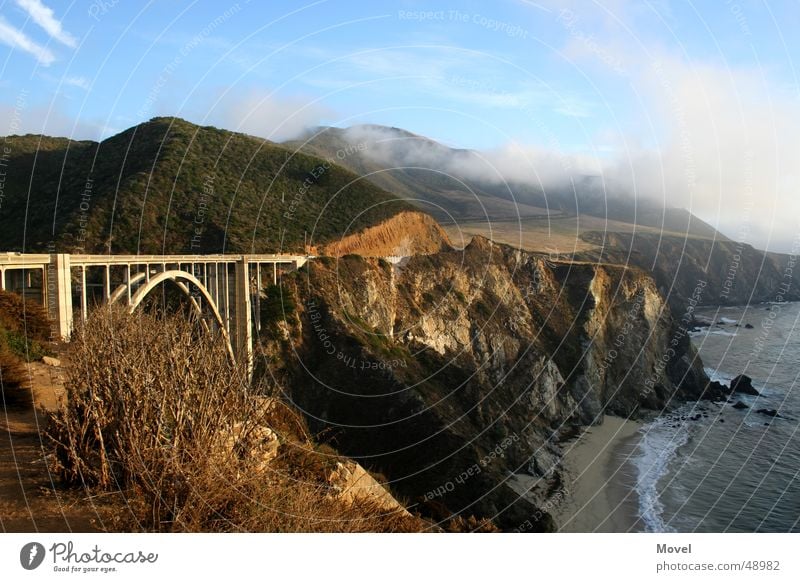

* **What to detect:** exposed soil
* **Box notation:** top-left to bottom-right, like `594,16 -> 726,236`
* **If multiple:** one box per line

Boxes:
0,358 -> 112,532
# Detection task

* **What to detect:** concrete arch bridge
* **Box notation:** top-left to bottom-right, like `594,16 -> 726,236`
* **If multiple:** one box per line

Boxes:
0,253 -> 310,373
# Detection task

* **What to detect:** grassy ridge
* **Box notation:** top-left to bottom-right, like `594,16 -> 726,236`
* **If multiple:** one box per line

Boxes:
0,117 -> 414,254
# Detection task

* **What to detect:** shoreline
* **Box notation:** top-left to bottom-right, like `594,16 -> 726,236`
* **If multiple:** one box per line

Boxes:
551,415 -> 644,532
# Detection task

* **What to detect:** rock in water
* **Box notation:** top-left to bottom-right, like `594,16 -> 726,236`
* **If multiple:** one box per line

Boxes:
732,401 -> 749,410
755,408 -> 781,418
702,380 -> 731,402
730,374 -> 760,396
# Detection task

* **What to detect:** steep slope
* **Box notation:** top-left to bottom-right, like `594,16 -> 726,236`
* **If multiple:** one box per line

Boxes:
0,118 -> 419,254
260,237 -> 707,531
578,231 -> 800,310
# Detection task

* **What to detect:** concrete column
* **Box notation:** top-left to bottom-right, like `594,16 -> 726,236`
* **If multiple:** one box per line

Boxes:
234,258 -> 253,379
81,266 -> 88,321
49,254 -> 73,340
224,263 -> 230,331
214,262 -> 220,315
126,264 -> 132,305
255,263 -> 261,333
273,262 -> 277,285
0,267 -> 4,291
104,265 -> 111,300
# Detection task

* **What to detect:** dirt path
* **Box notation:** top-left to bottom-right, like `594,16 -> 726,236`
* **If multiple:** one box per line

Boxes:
1,360 -> 109,532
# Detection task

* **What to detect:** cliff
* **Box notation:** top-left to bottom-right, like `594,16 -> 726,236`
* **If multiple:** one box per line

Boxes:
322,211 -> 452,257
579,231 -> 800,311
259,236 -> 707,531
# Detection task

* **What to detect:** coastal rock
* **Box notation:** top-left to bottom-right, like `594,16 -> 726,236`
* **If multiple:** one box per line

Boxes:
42,356 -> 61,367
755,408 -> 781,418
732,401 -> 749,410
702,380 -> 731,402
744,323 -> 754,329
730,375 -> 760,396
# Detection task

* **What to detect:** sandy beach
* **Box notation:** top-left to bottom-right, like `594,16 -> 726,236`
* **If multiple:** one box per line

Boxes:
552,415 -> 644,532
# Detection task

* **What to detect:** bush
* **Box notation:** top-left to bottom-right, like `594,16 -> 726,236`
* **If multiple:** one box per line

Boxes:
260,284 -> 296,328
0,289 -> 52,361
0,339 -> 28,407
48,305 -> 425,532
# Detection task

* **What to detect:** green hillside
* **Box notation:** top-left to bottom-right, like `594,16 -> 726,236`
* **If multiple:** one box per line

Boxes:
0,118 -> 414,254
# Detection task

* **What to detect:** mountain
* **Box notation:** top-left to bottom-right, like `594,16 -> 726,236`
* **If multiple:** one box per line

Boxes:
284,125 -> 555,223
284,125 -> 726,240
0,118 -> 431,254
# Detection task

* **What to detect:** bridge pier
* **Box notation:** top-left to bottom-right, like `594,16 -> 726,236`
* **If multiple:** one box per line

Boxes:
47,254 -> 74,341
234,259 -> 253,378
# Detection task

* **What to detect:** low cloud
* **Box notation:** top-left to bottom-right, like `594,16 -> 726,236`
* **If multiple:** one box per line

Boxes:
212,91 -> 334,142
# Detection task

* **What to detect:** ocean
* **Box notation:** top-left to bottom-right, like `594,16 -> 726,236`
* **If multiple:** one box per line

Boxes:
631,301 -> 800,532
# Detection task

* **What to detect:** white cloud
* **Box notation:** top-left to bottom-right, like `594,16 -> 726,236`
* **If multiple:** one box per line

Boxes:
0,17 -> 55,65
15,0 -> 77,48
211,91 -> 334,142
63,76 -> 90,90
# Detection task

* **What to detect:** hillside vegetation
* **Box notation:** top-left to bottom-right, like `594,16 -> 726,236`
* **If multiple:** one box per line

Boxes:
0,118 -> 415,254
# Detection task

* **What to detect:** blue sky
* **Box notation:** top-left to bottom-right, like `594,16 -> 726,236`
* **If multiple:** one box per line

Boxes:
2,0 -> 799,250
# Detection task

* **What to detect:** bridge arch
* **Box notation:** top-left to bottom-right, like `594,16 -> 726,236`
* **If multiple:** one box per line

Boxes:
128,270 -> 235,362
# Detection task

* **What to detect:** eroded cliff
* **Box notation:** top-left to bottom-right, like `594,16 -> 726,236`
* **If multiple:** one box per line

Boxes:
259,236 -> 707,531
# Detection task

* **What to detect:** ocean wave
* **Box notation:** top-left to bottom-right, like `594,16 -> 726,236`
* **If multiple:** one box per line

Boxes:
704,367 -> 734,384
633,410 -> 692,532
708,329 -> 738,337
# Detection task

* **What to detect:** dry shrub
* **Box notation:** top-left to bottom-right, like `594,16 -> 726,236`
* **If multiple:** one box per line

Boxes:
0,289 -> 52,362
0,339 -> 30,409
0,289 -> 47,409
49,304 -> 426,532
0,289 -> 51,341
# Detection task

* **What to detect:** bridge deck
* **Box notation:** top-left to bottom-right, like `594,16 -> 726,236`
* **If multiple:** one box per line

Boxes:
1,253 -> 309,268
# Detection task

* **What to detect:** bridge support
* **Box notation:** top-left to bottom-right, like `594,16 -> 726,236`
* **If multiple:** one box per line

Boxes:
234,259 -> 253,378
49,254 -> 73,341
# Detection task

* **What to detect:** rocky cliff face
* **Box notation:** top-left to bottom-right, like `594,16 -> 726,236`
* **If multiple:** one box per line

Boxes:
321,211 -> 452,257
580,232 -> 800,311
259,236 -> 706,531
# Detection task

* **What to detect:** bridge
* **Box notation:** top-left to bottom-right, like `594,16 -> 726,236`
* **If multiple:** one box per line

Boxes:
0,252 -> 310,374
